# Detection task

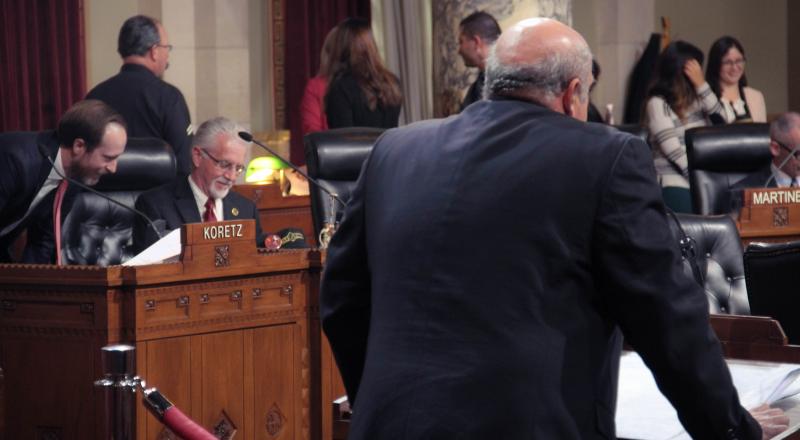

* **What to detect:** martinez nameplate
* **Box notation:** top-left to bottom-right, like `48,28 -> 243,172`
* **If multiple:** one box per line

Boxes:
750,189 -> 800,205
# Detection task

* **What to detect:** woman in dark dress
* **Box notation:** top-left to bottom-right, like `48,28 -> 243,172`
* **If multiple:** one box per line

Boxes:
325,18 -> 402,129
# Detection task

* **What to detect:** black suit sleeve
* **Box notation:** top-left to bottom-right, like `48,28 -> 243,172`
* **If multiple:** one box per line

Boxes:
319,155 -> 372,406
593,137 -> 760,439
163,91 -> 192,176
325,79 -> 355,129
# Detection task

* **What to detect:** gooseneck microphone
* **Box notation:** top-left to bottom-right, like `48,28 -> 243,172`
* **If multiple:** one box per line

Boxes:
37,143 -> 164,241
237,131 -> 344,206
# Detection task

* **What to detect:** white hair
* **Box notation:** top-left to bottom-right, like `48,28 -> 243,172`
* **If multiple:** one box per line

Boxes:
194,116 -> 246,151
483,40 -> 593,105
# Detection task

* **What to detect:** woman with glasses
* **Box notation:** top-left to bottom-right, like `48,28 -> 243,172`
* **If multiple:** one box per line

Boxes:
705,36 -> 766,123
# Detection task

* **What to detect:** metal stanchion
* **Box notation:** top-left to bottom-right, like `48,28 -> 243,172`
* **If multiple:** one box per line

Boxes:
94,344 -> 139,440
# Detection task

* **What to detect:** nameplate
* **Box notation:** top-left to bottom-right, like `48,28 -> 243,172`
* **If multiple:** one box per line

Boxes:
183,219 -> 255,246
751,189 -> 800,206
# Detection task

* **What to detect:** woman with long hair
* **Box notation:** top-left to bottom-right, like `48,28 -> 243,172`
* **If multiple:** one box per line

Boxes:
325,18 -> 402,128
705,36 -> 766,123
300,25 -> 341,136
645,41 -> 728,212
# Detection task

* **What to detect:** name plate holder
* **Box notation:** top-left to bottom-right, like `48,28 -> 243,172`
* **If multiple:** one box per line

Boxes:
180,219 -> 258,271
738,188 -> 800,239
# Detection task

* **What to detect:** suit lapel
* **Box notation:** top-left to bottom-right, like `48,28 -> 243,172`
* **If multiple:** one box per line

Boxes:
222,194 -> 241,221
175,178 -> 202,224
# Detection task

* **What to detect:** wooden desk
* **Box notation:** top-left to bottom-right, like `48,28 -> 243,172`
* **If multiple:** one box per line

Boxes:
737,188 -> 800,246
233,184 -> 315,246
0,221 -> 323,439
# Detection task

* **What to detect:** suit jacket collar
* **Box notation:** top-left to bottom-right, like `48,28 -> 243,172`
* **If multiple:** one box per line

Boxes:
35,130 -> 60,188
174,177 -> 242,223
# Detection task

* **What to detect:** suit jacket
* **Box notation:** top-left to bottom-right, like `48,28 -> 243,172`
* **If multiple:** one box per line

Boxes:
321,99 -> 760,439
734,165 -> 777,190
0,131 -> 76,263
460,70 -> 485,111
132,177 -> 265,253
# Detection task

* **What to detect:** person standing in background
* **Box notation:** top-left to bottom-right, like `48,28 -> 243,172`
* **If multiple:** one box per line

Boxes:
87,15 -> 193,176
324,18 -> 402,129
300,25 -> 342,136
457,11 -> 501,110
706,36 -> 766,123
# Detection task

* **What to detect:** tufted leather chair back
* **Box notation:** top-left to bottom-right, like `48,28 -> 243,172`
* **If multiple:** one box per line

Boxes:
61,137 -> 176,266
304,128 -> 384,241
686,123 -> 771,215
744,241 -> 800,343
668,213 -> 749,315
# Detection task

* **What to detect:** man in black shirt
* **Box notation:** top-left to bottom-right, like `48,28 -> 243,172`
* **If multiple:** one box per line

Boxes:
87,15 -> 192,176
457,11 -> 501,110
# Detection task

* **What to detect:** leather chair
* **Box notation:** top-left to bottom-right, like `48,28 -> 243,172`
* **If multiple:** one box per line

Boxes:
304,128 -> 384,242
686,123 -> 771,215
61,137 -> 176,266
744,240 -> 800,343
667,213 -> 750,315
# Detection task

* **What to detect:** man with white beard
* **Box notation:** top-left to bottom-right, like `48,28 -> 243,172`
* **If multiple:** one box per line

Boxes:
132,116 -> 265,252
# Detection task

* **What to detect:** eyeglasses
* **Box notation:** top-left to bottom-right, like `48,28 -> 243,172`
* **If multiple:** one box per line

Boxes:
721,58 -> 745,68
775,140 -> 800,160
200,149 -> 245,175
154,43 -> 173,52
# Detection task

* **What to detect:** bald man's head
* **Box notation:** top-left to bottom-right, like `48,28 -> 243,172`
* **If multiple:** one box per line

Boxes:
484,18 -> 593,119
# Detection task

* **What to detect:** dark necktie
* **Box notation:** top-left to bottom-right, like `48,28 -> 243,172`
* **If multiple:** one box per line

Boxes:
52,179 -> 69,265
203,198 -> 217,222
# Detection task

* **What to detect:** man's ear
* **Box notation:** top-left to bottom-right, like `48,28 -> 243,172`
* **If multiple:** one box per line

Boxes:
769,140 -> 781,158
71,138 -> 87,158
562,78 -> 581,117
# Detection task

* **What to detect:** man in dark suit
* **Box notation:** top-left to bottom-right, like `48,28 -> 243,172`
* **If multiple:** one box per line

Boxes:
735,112 -> 800,189
133,117 -> 265,252
321,18 -> 786,439
458,11 -> 500,110
0,100 -> 127,263
87,15 -> 192,175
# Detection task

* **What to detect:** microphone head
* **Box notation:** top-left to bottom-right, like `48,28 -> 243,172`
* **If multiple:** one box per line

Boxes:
238,131 -> 253,143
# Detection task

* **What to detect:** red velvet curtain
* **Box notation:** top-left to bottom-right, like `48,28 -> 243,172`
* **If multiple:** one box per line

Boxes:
285,0 -> 370,164
0,0 -> 87,132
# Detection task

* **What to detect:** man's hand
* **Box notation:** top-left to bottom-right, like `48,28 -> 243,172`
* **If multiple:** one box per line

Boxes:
683,59 -> 705,88
750,403 -> 790,439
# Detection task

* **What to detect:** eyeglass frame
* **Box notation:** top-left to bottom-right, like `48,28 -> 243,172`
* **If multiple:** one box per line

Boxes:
199,148 -> 246,175
720,58 -> 746,68
774,139 -> 800,160
153,43 -> 173,52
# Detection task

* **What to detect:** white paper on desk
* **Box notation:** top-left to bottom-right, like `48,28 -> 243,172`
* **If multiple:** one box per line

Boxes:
122,229 -> 181,266
616,351 -> 800,440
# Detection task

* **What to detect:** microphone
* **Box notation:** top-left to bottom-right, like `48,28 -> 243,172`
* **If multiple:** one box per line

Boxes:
37,143 -> 164,241
764,140 -> 800,187
237,131 -> 344,206
238,131 -> 345,247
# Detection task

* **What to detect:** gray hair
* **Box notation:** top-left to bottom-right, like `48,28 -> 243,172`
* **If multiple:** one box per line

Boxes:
770,112 -> 800,145
483,40 -> 593,105
118,15 -> 161,57
193,117 -> 246,151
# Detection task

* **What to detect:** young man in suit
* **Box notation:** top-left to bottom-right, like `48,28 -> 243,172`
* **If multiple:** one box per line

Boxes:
458,11 -> 500,110
0,100 -> 127,264
132,116 -> 264,252
321,18 -> 786,439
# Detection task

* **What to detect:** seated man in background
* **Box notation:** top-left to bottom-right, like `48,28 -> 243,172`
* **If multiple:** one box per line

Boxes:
132,116 -> 265,252
735,112 -> 800,189
0,100 -> 127,264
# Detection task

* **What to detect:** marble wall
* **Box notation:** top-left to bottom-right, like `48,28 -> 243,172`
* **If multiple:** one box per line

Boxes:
431,0 -> 571,117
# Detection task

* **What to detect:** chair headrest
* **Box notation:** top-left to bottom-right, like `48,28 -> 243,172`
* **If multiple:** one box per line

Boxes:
305,128 -> 385,180
94,137 -> 176,191
686,123 -> 771,172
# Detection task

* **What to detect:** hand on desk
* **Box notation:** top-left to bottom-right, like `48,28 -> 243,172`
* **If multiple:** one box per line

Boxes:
750,403 -> 789,439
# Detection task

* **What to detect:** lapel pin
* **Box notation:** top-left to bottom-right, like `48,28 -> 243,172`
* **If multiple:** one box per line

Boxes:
231,207 -> 239,216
